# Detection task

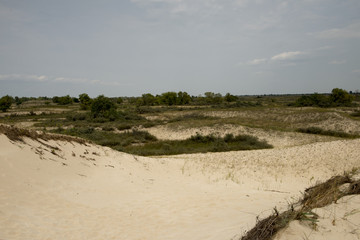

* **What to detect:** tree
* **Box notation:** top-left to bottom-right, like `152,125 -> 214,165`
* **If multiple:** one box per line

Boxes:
0,95 -> 13,112
224,93 -> 237,102
160,92 -> 177,106
52,95 -> 73,105
330,88 -> 354,106
91,95 -> 117,120
204,92 -> 223,104
141,93 -> 157,106
177,91 -> 191,105
79,93 -> 92,110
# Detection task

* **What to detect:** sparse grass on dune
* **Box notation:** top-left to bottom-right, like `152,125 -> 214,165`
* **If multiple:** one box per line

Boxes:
0,124 -> 87,144
52,127 -> 157,148
241,171 -> 360,240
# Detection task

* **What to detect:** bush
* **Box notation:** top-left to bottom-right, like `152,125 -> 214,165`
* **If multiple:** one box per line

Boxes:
294,89 -> 354,108
79,93 -> 92,110
294,93 -> 330,107
330,88 -> 354,106
91,95 -> 118,120
52,95 -> 73,105
224,93 -> 238,102
0,95 -> 13,112
117,124 -> 132,131
160,92 -> 178,106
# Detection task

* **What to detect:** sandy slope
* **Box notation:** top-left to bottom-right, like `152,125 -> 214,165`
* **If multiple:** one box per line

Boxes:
1,134 -> 360,240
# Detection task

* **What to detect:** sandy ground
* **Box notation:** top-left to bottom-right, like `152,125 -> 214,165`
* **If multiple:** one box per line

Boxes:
1,132 -> 360,240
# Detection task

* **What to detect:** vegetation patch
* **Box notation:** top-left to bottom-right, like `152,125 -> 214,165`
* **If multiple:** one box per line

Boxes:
0,124 -> 86,144
241,172 -> 360,240
52,128 -> 157,149
296,127 -> 359,138
119,133 -> 272,156
350,111 -> 360,118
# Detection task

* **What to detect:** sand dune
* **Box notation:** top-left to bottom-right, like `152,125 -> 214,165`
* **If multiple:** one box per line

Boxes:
1,131 -> 360,239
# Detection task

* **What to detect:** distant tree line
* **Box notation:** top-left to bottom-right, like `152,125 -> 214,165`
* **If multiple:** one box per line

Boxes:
0,88 -> 356,113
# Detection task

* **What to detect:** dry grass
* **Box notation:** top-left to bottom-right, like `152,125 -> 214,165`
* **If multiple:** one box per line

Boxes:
0,124 -> 87,144
241,172 -> 360,240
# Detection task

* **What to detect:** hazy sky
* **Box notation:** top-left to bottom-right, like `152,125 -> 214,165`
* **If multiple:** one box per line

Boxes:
0,0 -> 359,97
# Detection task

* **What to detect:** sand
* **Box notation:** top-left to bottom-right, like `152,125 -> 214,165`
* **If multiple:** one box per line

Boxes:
1,131 -> 360,240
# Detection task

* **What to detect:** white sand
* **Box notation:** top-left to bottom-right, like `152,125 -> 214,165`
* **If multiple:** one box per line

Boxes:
1,133 -> 360,240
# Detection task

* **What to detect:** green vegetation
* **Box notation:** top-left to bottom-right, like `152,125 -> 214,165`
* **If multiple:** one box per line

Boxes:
52,95 -> 73,105
79,93 -> 92,110
296,127 -> 359,138
1,88 -> 359,156
123,133 -> 272,156
0,95 -> 13,112
53,128 -> 157,149
51,127 -> 272,156
293,88 -> 355,107
90,95 -> 117,121
351,111 -> 360,117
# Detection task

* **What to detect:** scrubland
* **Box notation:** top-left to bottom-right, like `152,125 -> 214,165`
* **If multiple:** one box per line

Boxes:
1,93 -> 360,239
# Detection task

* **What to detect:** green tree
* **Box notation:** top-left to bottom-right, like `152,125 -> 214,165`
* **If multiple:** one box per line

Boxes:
161,92 -> 177,106
224,93 -> 237,102
0,95 -> 13,112
141,93 -> 157,106
330,88 -> 354,106
177,91 -> 191,105
79,93 -> 92,110
91,95 -> 117,120
204,92 -> 223,104
52,95 -> 73,105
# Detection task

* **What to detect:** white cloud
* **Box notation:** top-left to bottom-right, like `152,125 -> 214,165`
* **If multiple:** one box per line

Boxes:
0,74 -> 48,82
0,74 -> 121,86
248,58 -> 267,65
329,60 -> 346,65
353,69 -> 360,73
314,22 -> 360,39
271,51 -> 305,61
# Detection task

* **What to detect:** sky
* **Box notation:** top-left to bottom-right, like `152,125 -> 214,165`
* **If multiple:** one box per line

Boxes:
0,0 -> 359,97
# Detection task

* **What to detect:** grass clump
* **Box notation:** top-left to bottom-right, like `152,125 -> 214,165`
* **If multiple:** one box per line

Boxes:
296,127 -> 358,138
0,124 -> 86,144
241,172 -> 360,240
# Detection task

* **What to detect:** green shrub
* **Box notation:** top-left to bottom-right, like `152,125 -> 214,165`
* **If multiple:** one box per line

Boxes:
117,124 -> 132,131
52,95 -> 73,105
330,88 -> 354,106
79,93 -> 92,110
91,95 -> 118,120
0,95 -> 13,112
